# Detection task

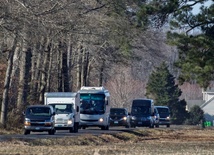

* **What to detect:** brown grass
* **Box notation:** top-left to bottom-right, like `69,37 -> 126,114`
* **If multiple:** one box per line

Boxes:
1,126 -> 214,155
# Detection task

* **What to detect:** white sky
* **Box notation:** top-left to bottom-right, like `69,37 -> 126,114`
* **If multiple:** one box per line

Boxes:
192,0 -> 213,14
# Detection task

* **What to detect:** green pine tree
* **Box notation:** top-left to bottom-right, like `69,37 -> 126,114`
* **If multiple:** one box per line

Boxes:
135,0 -> 214,89
146,62 -> 188,124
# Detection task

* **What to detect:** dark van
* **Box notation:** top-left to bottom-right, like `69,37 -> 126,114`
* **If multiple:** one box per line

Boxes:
130,98 -> 155,128
23,105 -> 55,135
155,106 -> 170,127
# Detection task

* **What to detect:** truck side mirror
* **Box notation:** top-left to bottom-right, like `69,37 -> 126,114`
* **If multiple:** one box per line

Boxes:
105,98 -> 108,105
52,112 -> 55,116
22,111 -> 26,116
76,106 -> 79,112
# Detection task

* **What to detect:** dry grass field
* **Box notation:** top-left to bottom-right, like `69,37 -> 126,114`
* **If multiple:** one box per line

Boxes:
0,126 -> 214,155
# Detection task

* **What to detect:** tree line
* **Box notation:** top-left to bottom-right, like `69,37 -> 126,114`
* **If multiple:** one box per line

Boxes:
0,0 -> 213,128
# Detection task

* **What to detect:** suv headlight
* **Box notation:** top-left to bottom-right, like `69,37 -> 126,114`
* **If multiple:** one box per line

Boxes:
122,117 -> 127,121
24,118 -> 31,126
45,120 -> 52,126
131,116 -> 136,120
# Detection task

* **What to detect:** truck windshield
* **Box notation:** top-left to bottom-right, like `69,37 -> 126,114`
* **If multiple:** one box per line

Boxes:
80,94 -> 105,114
49,104 -> 73,114
26,107 -> 51,117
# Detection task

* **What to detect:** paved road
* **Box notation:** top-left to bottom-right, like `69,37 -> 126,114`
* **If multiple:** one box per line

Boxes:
0,127 -> 133,141
0,125 -> 202,141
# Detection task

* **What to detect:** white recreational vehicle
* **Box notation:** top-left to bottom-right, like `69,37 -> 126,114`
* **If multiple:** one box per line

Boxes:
78,86 -> 110,130
44,92 -> 80,133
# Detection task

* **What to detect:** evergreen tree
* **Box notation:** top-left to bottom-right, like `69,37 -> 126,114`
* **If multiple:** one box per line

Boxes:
131,0 -> 214,89
146,62 -> 188,124
186,105 -> 204,125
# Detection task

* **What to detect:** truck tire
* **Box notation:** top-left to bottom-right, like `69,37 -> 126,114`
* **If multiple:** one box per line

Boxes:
48,129 -> 55,135
24,130 -> 30,135
69,127 -> 74,133
73,123 -> 79,133
101,125 -> 109,130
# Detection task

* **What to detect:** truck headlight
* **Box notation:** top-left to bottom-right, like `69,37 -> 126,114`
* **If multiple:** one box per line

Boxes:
24,118 -> 31,126
166,117 -> 170,120
99,118 -> 104,122
67,120 -> 73,125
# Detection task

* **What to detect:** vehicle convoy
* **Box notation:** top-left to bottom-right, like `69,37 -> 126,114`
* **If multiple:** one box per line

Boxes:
130,98 -> 155,128
23,105 -> 55,135
78,86 -> 110,130
44,92 -> 80,133
110,108 -> 130,128
155,106 -> 171,127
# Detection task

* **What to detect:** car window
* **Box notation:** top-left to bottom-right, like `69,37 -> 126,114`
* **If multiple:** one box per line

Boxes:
110,109 -> 125,115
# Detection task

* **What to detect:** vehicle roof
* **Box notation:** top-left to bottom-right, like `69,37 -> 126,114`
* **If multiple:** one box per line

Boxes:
26,105 -> 52,108
155,106 -> 169,109
110,108 -> 126,110
133,98 -> 153,101
44,92 -> 78,97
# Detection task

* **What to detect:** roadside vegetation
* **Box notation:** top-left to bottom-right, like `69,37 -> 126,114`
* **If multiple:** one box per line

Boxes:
1,126 -> 214,155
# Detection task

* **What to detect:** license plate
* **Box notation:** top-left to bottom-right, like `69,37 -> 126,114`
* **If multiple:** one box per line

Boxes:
57,125 -> 62,127
35,127 -> 40,130
138,122 -> 142,124
114,121 -> 118,124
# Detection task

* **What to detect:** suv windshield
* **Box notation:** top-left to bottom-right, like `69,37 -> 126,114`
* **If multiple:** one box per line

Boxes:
157,108 -> 169,115
26,107 -> 51,117
110,109 -> 125,115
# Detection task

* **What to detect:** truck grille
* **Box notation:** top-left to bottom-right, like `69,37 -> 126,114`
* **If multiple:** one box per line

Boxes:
55,118 -> 68,124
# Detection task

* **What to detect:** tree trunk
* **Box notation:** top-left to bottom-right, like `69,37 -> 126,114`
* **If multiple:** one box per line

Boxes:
39,37 -> 51,103
0,35 -> 18,127
57,41 -> 63,92
46,40 -> 53,92
62,50 -> 70,92
17,49 -> 32,109
99,60 -> 105,86
17,28 -> 32,109
39,50 -> 49,104
67,37 -> 73,91
76,42 -> 83,89
31,38 -> 44,99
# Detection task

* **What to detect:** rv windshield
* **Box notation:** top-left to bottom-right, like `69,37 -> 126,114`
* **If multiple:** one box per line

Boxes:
80,94 -> 105,114
26,107 -> 51,117
49,104 -> 73,114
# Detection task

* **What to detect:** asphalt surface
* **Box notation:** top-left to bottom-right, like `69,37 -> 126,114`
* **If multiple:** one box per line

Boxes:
0,127 -> 133,141
0,125 -> 202,141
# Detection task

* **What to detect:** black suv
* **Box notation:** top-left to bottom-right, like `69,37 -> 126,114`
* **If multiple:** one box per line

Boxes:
110,108 -> 130,128
23,105 -> 55,135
